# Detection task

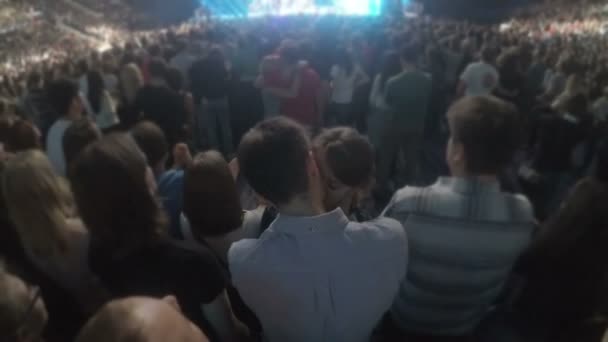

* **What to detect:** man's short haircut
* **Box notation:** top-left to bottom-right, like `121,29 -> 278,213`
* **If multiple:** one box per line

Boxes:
313,127 -> 374,188
401,43 -> 419,64
47,79 -> 79,116
63,119 -> 101,169
131,121 -> 169,168
480,45 -> 497,63
238,117 -> 310,206
148,58 -> 167,79
448,95 -> 521,174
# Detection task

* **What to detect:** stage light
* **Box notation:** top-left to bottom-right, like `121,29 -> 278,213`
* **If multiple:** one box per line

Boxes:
201,0 -> 385,19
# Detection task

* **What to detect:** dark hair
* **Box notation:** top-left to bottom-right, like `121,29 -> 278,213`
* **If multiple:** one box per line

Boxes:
279,42 -> 300,64
401,43 -> 419,64
148,58 -> 167,79
480,45 -> 497,63
238,117 -> 310,206
131,121 -> 168,169
148,44 -> 162,58
380,50 -> 402,90
518,179 -> 608,328
334,48 -> 354,75
62,119 -> 101,169
87,70 -> 106,114
313,127 -> 374,188
77,59 -> 89,75
47,79 -> 79,116
183,151 -> 243,238
5,119 -> 41,153
26,72 -> 42,90
448,96 -> 521,174
68,134 -> 167,256
596,138 -> 608,182
165,67 -> 184,92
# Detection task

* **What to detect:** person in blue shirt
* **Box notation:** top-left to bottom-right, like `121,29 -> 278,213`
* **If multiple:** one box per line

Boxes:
131,121 -> 191,239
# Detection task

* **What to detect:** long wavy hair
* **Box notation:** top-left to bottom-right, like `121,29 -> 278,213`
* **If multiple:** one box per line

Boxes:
2,150 -> 74,260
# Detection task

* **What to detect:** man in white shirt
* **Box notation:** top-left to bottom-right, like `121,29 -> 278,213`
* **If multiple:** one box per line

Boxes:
458,46 -> 499,97
229,117 -> 407,342
46,79 -> 84,176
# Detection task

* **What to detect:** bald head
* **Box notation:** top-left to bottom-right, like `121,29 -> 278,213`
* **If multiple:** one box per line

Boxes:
76,297 -> 209,342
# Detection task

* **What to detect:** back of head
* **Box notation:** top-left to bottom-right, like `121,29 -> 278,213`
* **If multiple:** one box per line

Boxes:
278,40 -> 300,65
0,268 -> 47,342
68,134 -> 166,255
334,48 -> 354,74
47,79 -> 79,116
447,96 -> 521,175
120,63 -> 143,103
5,119 -> 41,153
183,151 -> 242,238
76,297 -> 208,342
380,50 -> 402,87
62,119 -> 101,170
2,150 -> 73,259
87,70 -> 106,114
238,117 -> 310,206
480,45 -> 496,63
401,43 -> 419,66
148,58 -> 168,80
131,121 -> 169,170
313,127 -> 374,190
165,67 -> 184,92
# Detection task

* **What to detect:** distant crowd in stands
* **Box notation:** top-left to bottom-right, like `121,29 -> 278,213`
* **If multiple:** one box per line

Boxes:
1,0 -> 608,341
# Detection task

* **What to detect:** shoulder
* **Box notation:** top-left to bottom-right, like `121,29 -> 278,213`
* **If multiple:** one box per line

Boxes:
503,192 -> 536,223
346,217 -> 406,243
228,238 -> 263,273
384,186 -> 428,214
158,169 -> 184,188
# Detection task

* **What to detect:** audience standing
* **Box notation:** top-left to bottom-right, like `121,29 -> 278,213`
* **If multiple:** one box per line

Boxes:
230,117 -> 407,342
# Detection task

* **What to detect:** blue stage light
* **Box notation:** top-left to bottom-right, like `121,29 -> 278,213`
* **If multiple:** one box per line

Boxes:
201,0 -> 386,19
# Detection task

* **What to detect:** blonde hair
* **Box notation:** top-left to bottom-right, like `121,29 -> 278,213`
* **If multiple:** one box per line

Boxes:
120,63 -> 143,105
2,150 -> 74,260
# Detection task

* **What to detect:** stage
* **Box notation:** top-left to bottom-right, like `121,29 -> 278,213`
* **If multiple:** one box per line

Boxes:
201,0 -> 398,18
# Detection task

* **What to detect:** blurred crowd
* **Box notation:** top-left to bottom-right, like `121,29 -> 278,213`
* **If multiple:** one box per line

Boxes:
2,0 -> 608,342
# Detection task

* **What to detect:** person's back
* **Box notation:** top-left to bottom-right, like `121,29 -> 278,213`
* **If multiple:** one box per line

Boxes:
134,85 -> 184,146
229,118 -> 407,342
45,79 -> 84,176
386,55 -> 432,133
383,96 -> 535,337
281,65 -> 321,127
134,59 -> 186,146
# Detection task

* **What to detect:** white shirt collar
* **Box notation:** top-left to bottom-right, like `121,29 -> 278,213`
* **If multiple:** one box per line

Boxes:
270,208 -> 350,236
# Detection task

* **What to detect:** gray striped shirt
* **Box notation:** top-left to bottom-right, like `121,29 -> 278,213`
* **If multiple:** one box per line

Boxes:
382,177 -> 535,336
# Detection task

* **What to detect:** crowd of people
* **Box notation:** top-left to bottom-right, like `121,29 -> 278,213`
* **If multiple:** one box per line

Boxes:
1,0 -> 608,341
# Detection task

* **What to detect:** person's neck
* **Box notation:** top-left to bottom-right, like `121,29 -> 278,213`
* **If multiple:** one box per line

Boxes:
451,172 -> 498,183
277,194 -> 324,217
150,77 -> 166,87
63,111 -> 80,121
153,163 -> 165,179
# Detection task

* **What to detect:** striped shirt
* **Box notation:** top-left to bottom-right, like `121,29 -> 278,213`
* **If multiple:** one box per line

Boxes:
382,177 -> 535,336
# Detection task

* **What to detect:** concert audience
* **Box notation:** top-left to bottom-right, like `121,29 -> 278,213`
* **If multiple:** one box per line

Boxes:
229,117 -> 407,341
382,96 -> 536,339
67,133 -> 247,341
2,0 -> 608,341
376,44 -> 432,192
76,296 -> 210,342
0,268 -> 48,342
45,79 -> 84,177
